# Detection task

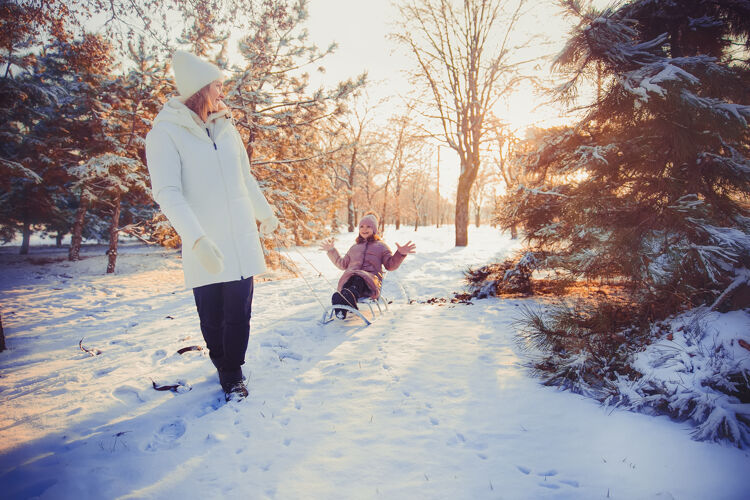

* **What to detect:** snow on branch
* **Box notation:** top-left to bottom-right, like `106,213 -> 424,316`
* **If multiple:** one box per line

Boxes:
620,58 -> 701,102
0,158 -> 43,183
710,269 -> 750,311
688,219 -> 750,252
617,308 -> 750,448
691,244 -> 738,283
519,184 -> 570,198
574,144 -> 616,166
667,194 -> 705,213
70,153 -> 145,193
681,91 -> 750,127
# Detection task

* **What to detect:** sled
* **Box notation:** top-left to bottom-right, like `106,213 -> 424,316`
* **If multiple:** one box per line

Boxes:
320,295 -> 390,326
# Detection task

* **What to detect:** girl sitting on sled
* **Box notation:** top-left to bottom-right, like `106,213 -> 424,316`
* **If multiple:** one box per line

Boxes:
319,212 -> 416,319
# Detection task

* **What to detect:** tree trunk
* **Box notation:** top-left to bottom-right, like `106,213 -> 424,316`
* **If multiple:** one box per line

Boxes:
347,146 -> 358,232
56,232 -> 64,247
69,196 -> 89,261
0,311 -> 6,352
436,147 -> 440,228
455,168 -> 477,247
395,173 -> 402,230
510,223 -> 517,240
20,220 -> 31,255
380,180 -> 390,234
455,190 -> 471,246
347,196 -> 355,232
475,207 -> 481,228
106,194 -> 122,274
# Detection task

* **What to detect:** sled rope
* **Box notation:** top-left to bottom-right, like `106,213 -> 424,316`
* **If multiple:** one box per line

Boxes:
271,234 -> 359,311
271,235 -> 330,312
284,238 -> 359,309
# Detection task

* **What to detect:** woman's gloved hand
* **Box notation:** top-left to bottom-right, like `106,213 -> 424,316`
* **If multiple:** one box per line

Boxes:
193,236 -> 225,274
259,215 -> 279,236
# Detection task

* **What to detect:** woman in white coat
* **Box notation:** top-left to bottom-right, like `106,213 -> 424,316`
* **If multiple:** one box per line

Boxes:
145,51 -> 278,401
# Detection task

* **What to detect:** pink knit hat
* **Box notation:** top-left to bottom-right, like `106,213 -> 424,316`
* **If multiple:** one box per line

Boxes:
359,213 -> 378,234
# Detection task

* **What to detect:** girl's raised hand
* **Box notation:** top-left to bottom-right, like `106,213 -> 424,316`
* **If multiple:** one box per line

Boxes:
395,241 -> 416,256
318,237 -> 336,252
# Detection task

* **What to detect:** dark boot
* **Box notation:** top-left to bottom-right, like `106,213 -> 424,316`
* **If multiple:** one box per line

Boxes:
224,380 -> 249,402
219,368 -> 248,401
331,289 -> 358,319
218,368 -> 243,390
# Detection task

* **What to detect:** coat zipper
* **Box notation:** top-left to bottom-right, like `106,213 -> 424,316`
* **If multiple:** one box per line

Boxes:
206,125 -> 244,278
206,128 -> 217,150
361,240 -> 369,270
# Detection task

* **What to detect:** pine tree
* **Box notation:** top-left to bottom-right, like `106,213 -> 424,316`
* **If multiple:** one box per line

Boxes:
498,0 -> 750,446
0,1 -> 71,251
50,34 -> 123,262
226,0 -> 364,246
0,37 -> 94,254
502,0 -> 750,310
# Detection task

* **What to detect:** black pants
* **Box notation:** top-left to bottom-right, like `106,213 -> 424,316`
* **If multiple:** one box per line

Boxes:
193,277 -> 254,375
332,275 -> 370,309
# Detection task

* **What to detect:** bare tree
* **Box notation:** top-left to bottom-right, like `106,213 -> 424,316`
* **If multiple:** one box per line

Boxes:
470,165 -> 494,227
393,0 -> 527,246
409,168 -> 430,230
490,122 -> 540,239
491,124 -> 518,237
331,97 -> 379,232
379,104 -> 425,232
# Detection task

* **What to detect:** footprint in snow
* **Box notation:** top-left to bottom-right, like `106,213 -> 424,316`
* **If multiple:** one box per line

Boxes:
516,465 -> 531,475
112,385 -> 146,404
261,339 -> 289,349
195,396 -> 226,417
278,351 -> 302,362
96,366 -> 116,377
145,419 -> 186,451
446,432 -> 466,447
538,482 -> 560,489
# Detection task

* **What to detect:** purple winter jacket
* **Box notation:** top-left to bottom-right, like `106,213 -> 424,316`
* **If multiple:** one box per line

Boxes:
326,238 -> 406,299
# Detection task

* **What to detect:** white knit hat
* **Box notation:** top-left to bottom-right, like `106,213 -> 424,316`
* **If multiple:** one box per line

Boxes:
172,50 -> 224,98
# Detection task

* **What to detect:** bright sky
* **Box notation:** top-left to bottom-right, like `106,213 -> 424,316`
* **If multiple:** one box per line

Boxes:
304,0 -> 606,129
304,0 -> 602,196
93,0 -> 610,197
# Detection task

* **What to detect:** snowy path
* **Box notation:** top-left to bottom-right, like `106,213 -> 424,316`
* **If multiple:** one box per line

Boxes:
1,227 -> 749,499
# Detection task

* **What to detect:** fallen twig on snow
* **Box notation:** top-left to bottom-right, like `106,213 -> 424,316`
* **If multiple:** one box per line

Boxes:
151,379 -> 191,392
176,345 -> 203,355
79,338 -> 102,356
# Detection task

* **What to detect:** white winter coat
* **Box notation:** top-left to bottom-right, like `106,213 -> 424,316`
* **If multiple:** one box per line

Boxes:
145,97 -> 274,289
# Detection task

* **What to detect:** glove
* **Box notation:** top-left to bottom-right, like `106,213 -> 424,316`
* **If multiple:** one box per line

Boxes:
193,236 -> 225,274
259,215 -> 279,236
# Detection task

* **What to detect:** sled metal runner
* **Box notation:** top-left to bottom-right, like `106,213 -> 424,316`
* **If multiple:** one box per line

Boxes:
320,296 -> 390,326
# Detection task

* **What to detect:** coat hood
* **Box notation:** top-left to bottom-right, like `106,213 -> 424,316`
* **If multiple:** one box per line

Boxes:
153,97 -> 232,138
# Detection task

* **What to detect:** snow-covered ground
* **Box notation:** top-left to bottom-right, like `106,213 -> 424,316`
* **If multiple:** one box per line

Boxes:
1,226 -> 749,499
